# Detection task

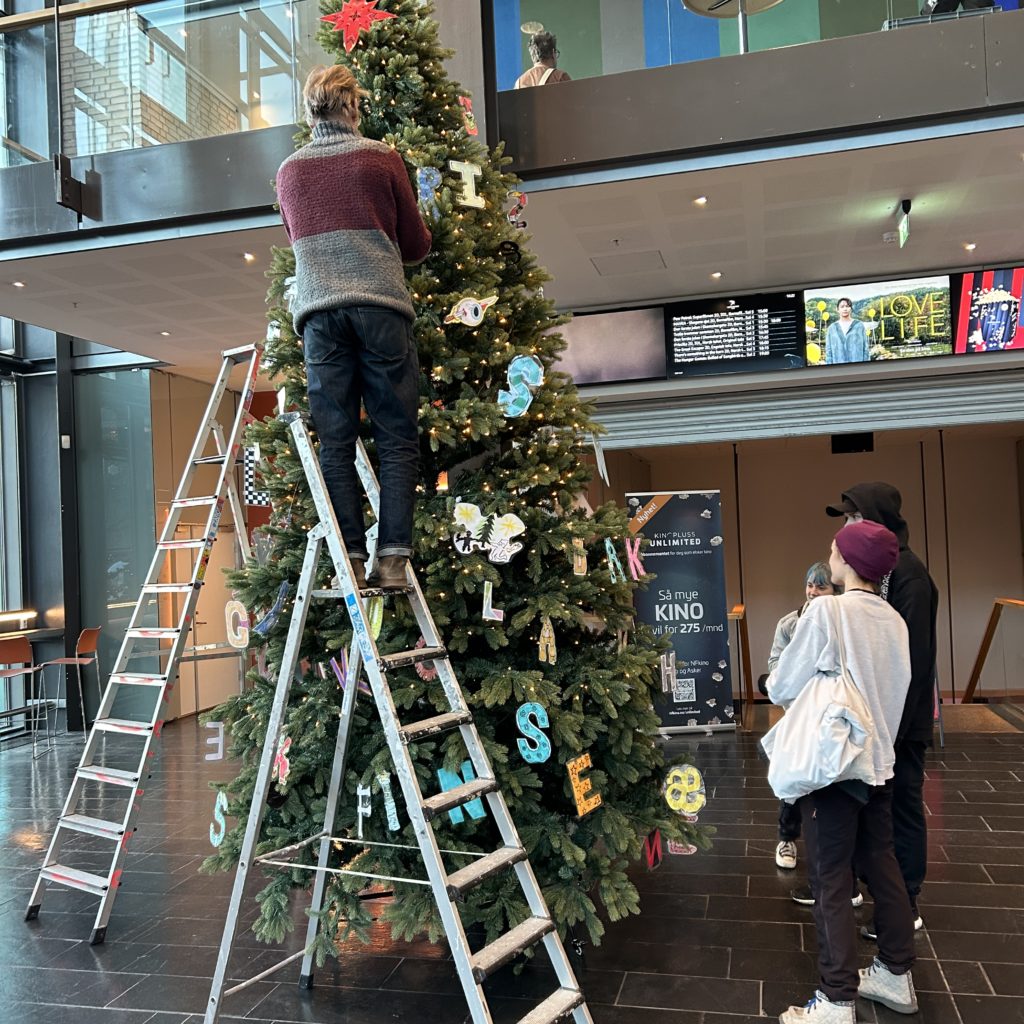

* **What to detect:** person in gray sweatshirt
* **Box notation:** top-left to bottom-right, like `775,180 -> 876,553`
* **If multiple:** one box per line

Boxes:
768,520 -> 918,1024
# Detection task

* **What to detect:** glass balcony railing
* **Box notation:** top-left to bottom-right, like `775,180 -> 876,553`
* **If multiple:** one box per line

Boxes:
1,0 -> 335,166
492,0 -> 1016,91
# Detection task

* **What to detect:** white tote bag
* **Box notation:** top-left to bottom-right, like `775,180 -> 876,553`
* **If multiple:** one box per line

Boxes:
761,597 -> 877,803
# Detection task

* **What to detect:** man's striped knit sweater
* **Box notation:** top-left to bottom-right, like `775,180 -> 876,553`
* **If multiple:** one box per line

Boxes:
276,120 -> 432,333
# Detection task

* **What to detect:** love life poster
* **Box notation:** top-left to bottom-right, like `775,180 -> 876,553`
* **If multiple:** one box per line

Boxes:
627,491 -> 734,733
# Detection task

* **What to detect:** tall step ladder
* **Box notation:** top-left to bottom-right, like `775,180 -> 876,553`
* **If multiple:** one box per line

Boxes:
204,413 -> 592,1024
26,344 -> 262,945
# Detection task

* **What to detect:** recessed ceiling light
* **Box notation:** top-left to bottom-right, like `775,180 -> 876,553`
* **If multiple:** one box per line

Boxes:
243,252 -> 256,262
710,271 -> 723,280
521,20 -> 544,33
160,331 -> 171,336
963,242 -> 977,252
693,196 -> 709,207
12,281 -> 26,288
252,91 -> 260,100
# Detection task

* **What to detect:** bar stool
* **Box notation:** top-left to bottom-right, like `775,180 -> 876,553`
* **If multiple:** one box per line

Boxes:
41,627 -> 103,733
0,636 -> 52,758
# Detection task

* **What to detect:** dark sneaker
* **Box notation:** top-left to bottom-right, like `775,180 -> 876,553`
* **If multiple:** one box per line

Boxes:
861,916 -> 923,941
792,885 -> 864,908
367,555 -> 410,590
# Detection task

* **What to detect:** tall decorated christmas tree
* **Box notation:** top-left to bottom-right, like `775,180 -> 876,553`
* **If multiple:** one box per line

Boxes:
204,0 -> 710,957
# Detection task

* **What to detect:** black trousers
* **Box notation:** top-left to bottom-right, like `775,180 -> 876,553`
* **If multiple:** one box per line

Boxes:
893,740 -> 928,903
800,782 -> 915,1003
778,800 -> 802,841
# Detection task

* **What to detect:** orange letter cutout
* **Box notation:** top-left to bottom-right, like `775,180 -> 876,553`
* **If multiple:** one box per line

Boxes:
567,753 -> 602,817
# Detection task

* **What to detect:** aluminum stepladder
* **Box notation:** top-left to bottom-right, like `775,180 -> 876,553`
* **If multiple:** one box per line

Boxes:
26,343 -> 262,945
204,413 -> 592,1024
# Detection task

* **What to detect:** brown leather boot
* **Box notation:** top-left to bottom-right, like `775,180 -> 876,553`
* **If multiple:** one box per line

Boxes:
331,557 -> 367,591
367,555 -> 410,590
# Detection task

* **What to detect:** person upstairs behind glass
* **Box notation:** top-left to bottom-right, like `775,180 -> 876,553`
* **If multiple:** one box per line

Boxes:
763,561 -> 837,872
824,297 -> 870,365
275,65 -> 432,590
515,32 -> 572,89
921,0 -> 993,14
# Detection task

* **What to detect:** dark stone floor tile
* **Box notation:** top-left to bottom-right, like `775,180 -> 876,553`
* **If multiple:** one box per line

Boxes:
930,931 -> 1024,964
983,962 -> 1024,996
11,1005 -> 157,1024
940,845 -> 1024,866
635,892 -> 708,918
0,964 -> 145,1007
729,947 -> 818,984
617,971 -> 761,1015
583,938 -> 729,978
873,991 -> 959,1024
925,905 -> 1024,933
982,865 -> 1024,885
105,972 -> 274,1016
608,914 -> 801,951
955,994 -> 1024,1024
707,894 -> 833,925
588,1008 -> 704,1024
245,982 -> 473,1023
918,862 -> 993,884
940,960 -> 993,995
632,871 -> 747,896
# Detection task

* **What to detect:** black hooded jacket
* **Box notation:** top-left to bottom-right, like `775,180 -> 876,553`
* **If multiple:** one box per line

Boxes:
835,482 -> 939,746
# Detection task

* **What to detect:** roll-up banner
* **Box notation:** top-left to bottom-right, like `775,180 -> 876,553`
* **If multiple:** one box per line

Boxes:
627,491 -> 734,733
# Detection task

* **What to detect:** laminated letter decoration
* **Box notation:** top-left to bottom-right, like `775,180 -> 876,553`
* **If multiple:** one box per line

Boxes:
225,600 -> 249,648
515,702 -> 552,764
572,538 -> 588,576
209,791 -> 228,848
567,753 -> 602,818
449,159 -> 485,209
663,764 -> 707,816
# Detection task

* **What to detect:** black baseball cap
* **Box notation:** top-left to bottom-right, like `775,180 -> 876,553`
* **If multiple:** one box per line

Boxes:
825,496 -> 858,518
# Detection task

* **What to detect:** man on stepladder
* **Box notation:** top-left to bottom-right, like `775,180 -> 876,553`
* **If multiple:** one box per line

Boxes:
276,64 -> 431,590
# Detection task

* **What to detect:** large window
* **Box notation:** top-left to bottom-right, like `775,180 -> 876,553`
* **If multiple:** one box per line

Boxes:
0,371 -> 22,613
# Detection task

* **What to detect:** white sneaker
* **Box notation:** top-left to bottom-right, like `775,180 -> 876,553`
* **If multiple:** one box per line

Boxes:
776,840 -> 798,870
858,957 -> 919,1014
780,990 -> 855,1024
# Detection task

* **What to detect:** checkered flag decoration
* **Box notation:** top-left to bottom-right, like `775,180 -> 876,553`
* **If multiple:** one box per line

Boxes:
244,446 -> 270,507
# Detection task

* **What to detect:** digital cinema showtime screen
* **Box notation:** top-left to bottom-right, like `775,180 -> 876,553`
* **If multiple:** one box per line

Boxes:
955,267 -> 1024,354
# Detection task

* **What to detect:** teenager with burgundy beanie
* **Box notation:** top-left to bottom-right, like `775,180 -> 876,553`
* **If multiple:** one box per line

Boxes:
769,521 -> 918,1024
825,482 -> 939,936
276,65 -> 432,590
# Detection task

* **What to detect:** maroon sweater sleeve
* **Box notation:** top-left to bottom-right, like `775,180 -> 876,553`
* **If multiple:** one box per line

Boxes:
389,151 -> 432,264
276,165 -> 294,243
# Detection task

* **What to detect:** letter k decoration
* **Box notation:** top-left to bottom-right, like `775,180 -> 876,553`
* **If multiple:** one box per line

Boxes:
272,735 -> 292,785
321,0 -> 396,52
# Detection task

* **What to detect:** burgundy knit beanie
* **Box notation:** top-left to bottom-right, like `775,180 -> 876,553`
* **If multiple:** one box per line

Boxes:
835,520 -> 899,583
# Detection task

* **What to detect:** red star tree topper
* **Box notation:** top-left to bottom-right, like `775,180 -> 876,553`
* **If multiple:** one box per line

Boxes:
320,0 -> 396,52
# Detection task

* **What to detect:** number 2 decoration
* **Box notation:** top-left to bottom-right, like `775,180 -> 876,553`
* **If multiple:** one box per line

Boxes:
497,354 -> 544,418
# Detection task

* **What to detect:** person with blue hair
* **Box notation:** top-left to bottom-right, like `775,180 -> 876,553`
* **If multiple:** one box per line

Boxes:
765,561 -> 838,870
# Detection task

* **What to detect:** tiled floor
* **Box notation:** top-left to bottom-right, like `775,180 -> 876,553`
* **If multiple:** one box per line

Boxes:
3,710 -> 1023,1024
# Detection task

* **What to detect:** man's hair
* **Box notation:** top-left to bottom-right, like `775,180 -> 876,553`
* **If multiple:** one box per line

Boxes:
529,31 -> 557,61
837,296 -> 854,308
303,65 -> 369,125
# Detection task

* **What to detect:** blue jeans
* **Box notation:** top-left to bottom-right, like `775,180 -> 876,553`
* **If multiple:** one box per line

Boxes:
303,306 -> 420,560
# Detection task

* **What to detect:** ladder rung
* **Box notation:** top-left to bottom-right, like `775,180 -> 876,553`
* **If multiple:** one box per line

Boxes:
193,455 -> 243,466
109,673 -> 167,688
312,585 -> 413,600
471,917 -> 554,983
517,989 -> 584,1024
40,864 -> 110,897
400,710 -> 472,744
380,646 -> 447,672
158,539 -> 207,549
171,495 -> 219,508
142,584 -> 198,594
421,778 -> 497,822
93,717 -> 154,736
126,628 -> 180,639
60,814 -> 125,840
78,765 -> 141,788
446,846 -> 526,902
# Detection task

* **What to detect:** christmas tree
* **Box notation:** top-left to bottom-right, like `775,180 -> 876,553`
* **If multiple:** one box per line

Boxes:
203,0 -> 710,958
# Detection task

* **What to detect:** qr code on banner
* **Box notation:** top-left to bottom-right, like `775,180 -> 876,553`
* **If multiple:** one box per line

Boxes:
244,447 -> 270,507
672,677 -> 696,703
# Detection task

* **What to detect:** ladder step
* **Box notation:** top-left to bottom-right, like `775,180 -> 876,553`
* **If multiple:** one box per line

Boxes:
471,917 -> 555,983
312,585 -> 413,600
109,673 -> 167,688
93,717 -> 154,736
446,846 -> 527,901
158,539 -> 208,549
400,710 -> 472,744
60,814 -> 126,840
517,989 -> 585,1024
380,645 -> 447,672
142,584 -> 198,594
78,765 -> 142,787
223,343 -> 258,363
40,864 -> 110,897
193,455 -> 243,466
126,628 -> 180,639
421,778 -> 497,822
171,495 -> 219,508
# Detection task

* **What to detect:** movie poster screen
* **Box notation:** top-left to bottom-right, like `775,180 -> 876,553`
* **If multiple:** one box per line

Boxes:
955,268 -> 1024,354
803,276 -> 952,367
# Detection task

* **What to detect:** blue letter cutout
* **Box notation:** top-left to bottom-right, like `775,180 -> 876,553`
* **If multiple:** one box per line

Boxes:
516,702 -> 551,764
437,759 -> 487,824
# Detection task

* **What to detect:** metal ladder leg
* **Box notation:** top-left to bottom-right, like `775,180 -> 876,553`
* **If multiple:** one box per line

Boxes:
204,524 -> 325,1024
